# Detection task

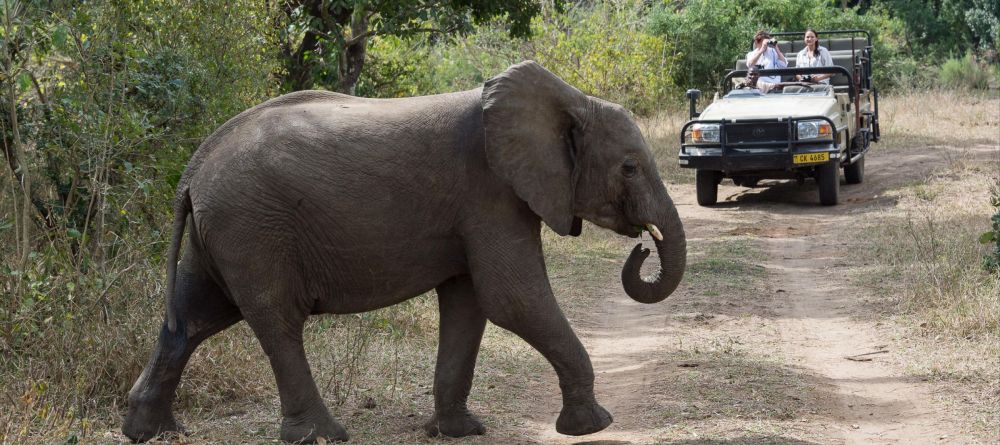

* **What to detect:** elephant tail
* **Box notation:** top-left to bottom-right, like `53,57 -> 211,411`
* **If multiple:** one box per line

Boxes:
165,187 -> 192,334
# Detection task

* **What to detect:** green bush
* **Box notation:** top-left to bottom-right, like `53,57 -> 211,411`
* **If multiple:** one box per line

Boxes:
982,191 -> 1000,273
939,53 -> 993,89
1,0 -> 279,439
359,1 -> 678,115
528,1 -> 677,115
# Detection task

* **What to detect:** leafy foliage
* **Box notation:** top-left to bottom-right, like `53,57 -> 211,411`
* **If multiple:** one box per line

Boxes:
939,53 -> 993,89
276,0 -> 549,93
1,0 -> 279,437
528,2 -> 675,115
982,191 -> 1000,273
881,0 -> 998,60
358,2 -> 676,114
646,0 -> 895,90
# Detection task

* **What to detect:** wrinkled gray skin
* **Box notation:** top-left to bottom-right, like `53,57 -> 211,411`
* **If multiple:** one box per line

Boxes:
122,61 -> 686,444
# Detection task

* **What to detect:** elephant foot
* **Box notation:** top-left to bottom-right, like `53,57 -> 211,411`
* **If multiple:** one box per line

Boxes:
122,404 -> 185,443
555,402 -> 612,436
281,409 -> 349,444
423,410 -> 486,437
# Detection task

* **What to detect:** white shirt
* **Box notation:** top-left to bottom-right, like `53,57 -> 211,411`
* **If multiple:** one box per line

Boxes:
745,47 -> 787,84
795,46 -> 834,84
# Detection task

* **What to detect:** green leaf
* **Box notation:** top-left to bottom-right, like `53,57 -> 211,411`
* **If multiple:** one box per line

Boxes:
980,231 -> 996,244
17,72 -> 31,92
53,25 -> 68,48
67,228 -> 82,239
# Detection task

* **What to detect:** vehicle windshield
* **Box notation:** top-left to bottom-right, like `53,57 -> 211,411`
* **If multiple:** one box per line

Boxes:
724,84 -> 832,98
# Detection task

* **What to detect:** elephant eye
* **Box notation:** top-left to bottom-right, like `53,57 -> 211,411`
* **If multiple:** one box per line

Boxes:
622,159 -> 638,178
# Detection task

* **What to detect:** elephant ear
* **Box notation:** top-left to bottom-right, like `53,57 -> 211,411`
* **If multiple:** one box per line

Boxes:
482,60 -> 587,236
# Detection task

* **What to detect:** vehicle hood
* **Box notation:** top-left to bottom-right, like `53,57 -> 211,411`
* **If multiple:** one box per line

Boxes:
699,95 -> 837,121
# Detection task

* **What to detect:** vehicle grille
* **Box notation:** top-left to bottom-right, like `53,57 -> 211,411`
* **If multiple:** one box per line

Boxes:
725,123 -> 788,144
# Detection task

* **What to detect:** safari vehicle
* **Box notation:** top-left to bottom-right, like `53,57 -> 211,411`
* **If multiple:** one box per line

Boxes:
678,29 -> 880,206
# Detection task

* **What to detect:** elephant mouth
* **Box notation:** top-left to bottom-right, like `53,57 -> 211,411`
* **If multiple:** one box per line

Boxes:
581,212 -> 661,240
616,223 -> 661,239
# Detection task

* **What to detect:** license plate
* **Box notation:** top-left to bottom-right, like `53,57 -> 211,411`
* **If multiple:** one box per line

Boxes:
793,152 -> 830,164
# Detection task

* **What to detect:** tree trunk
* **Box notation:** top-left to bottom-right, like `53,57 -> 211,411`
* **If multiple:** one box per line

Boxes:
337,10 -> 369,95
3,0 -> 31,265
285,30 -> 321,91
6,82 -> 30,265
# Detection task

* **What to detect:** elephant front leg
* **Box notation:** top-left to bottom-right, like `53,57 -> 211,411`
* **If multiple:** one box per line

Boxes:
467,227 -> 612,436
424,275 -> 488,438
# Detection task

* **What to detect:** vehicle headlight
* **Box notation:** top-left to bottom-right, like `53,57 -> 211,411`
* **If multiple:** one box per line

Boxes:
796,120 -> 832,140
691,123 -> 720,143
684,147 -> 723,156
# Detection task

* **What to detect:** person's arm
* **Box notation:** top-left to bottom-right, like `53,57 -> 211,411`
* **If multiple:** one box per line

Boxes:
819,47 -> 833,79
746,48 -> 763,67
795,48 -> 806,80
774,47 -> 787,67
816,47 -> 834,81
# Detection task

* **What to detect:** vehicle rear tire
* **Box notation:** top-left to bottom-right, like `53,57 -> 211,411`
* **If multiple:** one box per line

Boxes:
844,155 -> 864,184
817,161 -> 840,206
696,170 -> 719,206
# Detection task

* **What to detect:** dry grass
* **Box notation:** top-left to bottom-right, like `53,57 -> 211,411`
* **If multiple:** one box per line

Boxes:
877,89 -> 999,151
849,89 -> 1000,436
638,109 -> 696,185
859,89 -> 999,338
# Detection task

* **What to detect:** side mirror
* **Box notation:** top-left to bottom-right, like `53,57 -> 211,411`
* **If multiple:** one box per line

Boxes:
685,89 -> 702,119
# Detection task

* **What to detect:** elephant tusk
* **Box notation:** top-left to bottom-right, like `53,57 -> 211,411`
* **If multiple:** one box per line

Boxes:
645,223 -> 663,241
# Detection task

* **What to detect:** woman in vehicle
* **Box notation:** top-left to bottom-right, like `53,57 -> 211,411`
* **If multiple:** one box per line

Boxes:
795,28 -> 834,84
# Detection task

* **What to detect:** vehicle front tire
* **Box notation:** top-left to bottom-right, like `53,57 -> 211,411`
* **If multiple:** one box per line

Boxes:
696,170 -> 719,206
817,161 -> 840,206
844,156 -> 864,184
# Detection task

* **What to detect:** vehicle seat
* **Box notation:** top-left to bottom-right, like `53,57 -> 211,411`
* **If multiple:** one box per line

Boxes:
827,37 -> 868,52
830,53 -> 859,87
782,52 -> 858,87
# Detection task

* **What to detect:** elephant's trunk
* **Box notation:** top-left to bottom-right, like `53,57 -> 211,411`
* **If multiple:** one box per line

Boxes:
621,199 -> 686,304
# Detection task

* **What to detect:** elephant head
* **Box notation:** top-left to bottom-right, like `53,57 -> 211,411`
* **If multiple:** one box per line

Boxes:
482,61 -> 686,304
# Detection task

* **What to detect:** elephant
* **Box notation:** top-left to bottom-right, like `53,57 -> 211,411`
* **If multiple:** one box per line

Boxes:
122,60 -> 686,444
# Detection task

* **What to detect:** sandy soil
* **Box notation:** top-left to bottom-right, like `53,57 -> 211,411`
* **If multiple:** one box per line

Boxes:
519,144 -> 997,445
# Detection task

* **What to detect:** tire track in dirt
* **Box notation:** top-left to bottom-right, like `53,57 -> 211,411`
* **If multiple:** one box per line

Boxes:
766,231 -> 959,444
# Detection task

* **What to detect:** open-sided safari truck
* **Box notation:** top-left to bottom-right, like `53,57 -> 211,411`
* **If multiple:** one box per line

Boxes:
678,29 -> 880,206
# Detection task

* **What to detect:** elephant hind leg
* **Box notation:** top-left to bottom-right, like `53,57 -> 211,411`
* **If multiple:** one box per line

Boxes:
424,275 -> 487,438
242,309 -> 348,444
123,260 -> 241,442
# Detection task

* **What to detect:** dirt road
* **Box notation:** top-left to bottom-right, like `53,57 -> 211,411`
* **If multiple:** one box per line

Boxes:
520,145 -> 995,445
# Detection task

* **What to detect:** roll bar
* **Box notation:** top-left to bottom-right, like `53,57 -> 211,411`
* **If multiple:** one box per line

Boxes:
722,66 -> 855,99
767,29 -> 872,46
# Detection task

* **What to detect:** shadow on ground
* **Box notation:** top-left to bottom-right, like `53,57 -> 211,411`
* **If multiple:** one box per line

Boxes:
696,142 -> 995,215
656,435 -> 823,445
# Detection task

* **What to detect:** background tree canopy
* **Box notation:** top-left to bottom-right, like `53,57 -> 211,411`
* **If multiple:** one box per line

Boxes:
276,0 -> 551,93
